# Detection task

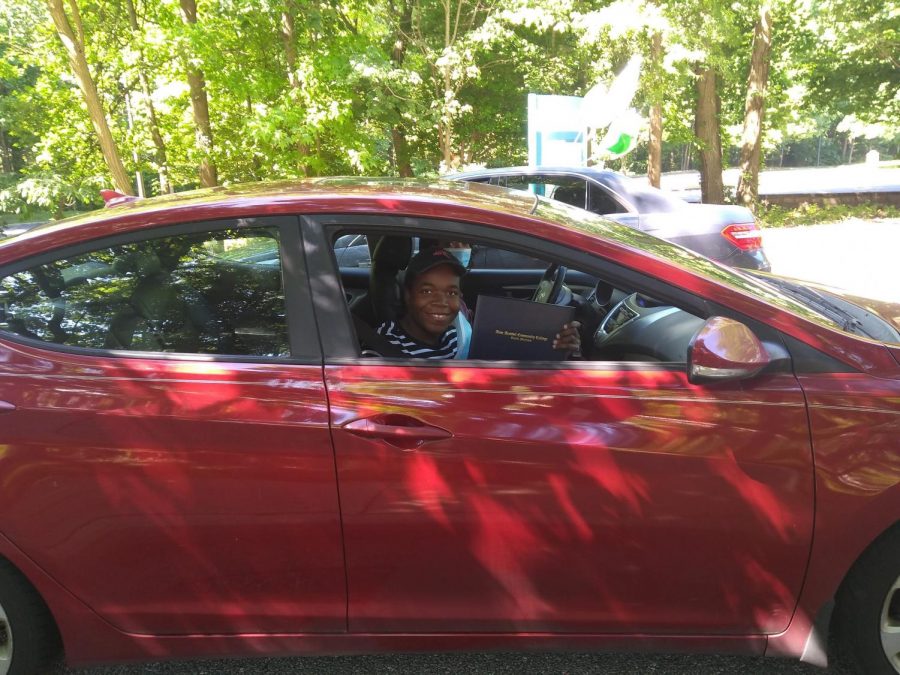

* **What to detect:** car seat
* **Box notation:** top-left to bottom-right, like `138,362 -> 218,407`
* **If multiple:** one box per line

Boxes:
369,235 -> 413,325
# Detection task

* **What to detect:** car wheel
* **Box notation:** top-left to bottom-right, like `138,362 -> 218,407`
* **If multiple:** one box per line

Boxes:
0,559 -> 60,675
834,529 -> 900,674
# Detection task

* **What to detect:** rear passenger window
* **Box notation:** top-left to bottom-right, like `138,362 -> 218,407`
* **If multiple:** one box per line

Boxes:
589,184 -> 626,214
0,227 -> 289,357
500,175 -> 588,209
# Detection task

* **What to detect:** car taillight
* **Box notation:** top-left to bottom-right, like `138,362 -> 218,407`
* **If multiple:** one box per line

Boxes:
721,223 -> 763,251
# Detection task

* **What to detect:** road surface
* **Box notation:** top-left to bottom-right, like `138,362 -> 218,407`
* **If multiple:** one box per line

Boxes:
762,217 -> 899,302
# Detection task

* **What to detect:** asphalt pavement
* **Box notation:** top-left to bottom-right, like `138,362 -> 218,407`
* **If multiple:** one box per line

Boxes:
762,217 -> 899,302
660,163 -> 900,200
57,649 -> 849,675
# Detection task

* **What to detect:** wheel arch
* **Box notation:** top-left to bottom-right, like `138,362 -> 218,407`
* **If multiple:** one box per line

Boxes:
827,518 -> 900,672
0,530 -> 187,666
0,549 -> 64,669
768,513 -> 900,665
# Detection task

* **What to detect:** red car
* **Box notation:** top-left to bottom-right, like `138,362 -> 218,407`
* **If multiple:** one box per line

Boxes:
0,179 -> 898,675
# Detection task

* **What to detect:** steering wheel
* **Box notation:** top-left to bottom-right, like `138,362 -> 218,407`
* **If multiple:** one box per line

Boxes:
531,263 -> 568,304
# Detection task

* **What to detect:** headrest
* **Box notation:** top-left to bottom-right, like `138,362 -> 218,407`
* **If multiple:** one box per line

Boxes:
372,236 -> 413,269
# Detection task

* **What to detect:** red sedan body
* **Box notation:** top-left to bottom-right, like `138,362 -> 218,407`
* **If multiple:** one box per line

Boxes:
0,180 -> 898,670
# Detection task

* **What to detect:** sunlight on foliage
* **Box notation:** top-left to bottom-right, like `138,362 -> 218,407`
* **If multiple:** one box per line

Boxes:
0,0 -> 895,205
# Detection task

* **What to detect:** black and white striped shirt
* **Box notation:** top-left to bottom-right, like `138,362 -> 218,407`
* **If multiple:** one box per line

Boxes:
376,320 -> 458,360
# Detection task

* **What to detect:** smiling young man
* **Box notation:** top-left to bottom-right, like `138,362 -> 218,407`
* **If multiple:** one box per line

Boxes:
376,247 -> 465,359
376,246 -> 581,360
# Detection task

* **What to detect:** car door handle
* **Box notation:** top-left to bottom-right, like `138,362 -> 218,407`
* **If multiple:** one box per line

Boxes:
342,415 -> 452,450
0,400 -> 15,413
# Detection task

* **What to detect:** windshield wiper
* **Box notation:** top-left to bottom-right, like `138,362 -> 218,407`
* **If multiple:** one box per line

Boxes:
767,279 -> 867,335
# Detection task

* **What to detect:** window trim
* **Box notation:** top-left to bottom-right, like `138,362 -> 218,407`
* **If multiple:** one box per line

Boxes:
0,216 -> 321,363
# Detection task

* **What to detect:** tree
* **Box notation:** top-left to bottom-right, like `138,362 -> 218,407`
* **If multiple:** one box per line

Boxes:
44,0 -> 133,194
647,30 -> 663,187
805,0 -> 899,127
1,0 -> 896,205
694,66 -> 725,202
426,0 -> 494,171
279,0 -> 312,176
178,0 -> 217,187
736,1 -> 772,207
386,0 -> 417,176
663,0 -> 749,203
125,0 -> 172,193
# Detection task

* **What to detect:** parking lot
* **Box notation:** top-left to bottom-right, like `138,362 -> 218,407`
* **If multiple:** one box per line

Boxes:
762,217 -> 900,302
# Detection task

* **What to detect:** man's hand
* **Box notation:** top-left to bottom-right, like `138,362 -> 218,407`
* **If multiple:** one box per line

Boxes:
553,321 -> 582,356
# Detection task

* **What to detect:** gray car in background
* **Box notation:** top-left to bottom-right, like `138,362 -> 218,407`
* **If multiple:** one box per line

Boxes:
450,166 -> 771,271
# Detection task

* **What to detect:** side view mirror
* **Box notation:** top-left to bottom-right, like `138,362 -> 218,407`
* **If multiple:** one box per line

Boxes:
687,316 -> 771,383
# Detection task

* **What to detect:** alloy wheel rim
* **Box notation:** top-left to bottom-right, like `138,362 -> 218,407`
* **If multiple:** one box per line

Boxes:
881,575 -> 900,673
0,600 -> 12,675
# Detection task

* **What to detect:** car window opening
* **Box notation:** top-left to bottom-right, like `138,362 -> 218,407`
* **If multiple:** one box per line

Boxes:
332,229 -> 706,364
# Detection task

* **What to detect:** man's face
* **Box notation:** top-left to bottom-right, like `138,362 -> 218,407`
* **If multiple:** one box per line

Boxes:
403,264 -> 461,342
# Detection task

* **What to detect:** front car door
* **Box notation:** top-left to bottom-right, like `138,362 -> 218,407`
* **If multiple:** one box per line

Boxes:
305,214 -> 814,636
0,216 -> 346,634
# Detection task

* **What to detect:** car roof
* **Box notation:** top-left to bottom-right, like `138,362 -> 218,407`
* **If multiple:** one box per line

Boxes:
450,165 -> 628,184
10,178 -> 537,231
0,177 -> 896,375
0,178 -> 548,261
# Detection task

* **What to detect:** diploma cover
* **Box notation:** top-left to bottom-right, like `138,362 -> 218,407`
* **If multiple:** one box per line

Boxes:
468,295 -> 576,361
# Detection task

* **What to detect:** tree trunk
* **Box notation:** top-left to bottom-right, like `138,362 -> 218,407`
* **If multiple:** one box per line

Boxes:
45,0 -> 134,194
281,2 -> 299,90
388,0 -> 414,177
440,67 -> 455,171
647,31 -> 663,188
125,0 -> 172,193
179,0 -> 217,187
438,0 -> 453,170
681,144 -> 691,171
694,66 -> 725,204
736,3 -> 772,209
391,127 -> 414,177
281,0 -> 312,176
0,125 -> 13,173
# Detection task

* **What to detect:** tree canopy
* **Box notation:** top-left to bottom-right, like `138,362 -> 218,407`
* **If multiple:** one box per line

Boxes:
0,0 -> 896,215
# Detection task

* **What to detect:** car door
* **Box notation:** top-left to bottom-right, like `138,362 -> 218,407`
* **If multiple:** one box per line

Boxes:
306,216 -> 814,636
0,216 -> 346,635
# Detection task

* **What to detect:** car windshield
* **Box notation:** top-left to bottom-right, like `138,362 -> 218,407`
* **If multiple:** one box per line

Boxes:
745,273 -> 900,342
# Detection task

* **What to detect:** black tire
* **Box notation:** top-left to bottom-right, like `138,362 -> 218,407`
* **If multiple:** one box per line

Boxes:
0,559 -> 61,675
834,528 -> 900,674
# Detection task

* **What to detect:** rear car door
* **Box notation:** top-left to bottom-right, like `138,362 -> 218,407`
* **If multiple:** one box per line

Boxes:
0,216 -> 346,635
307,216 -> 814,636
